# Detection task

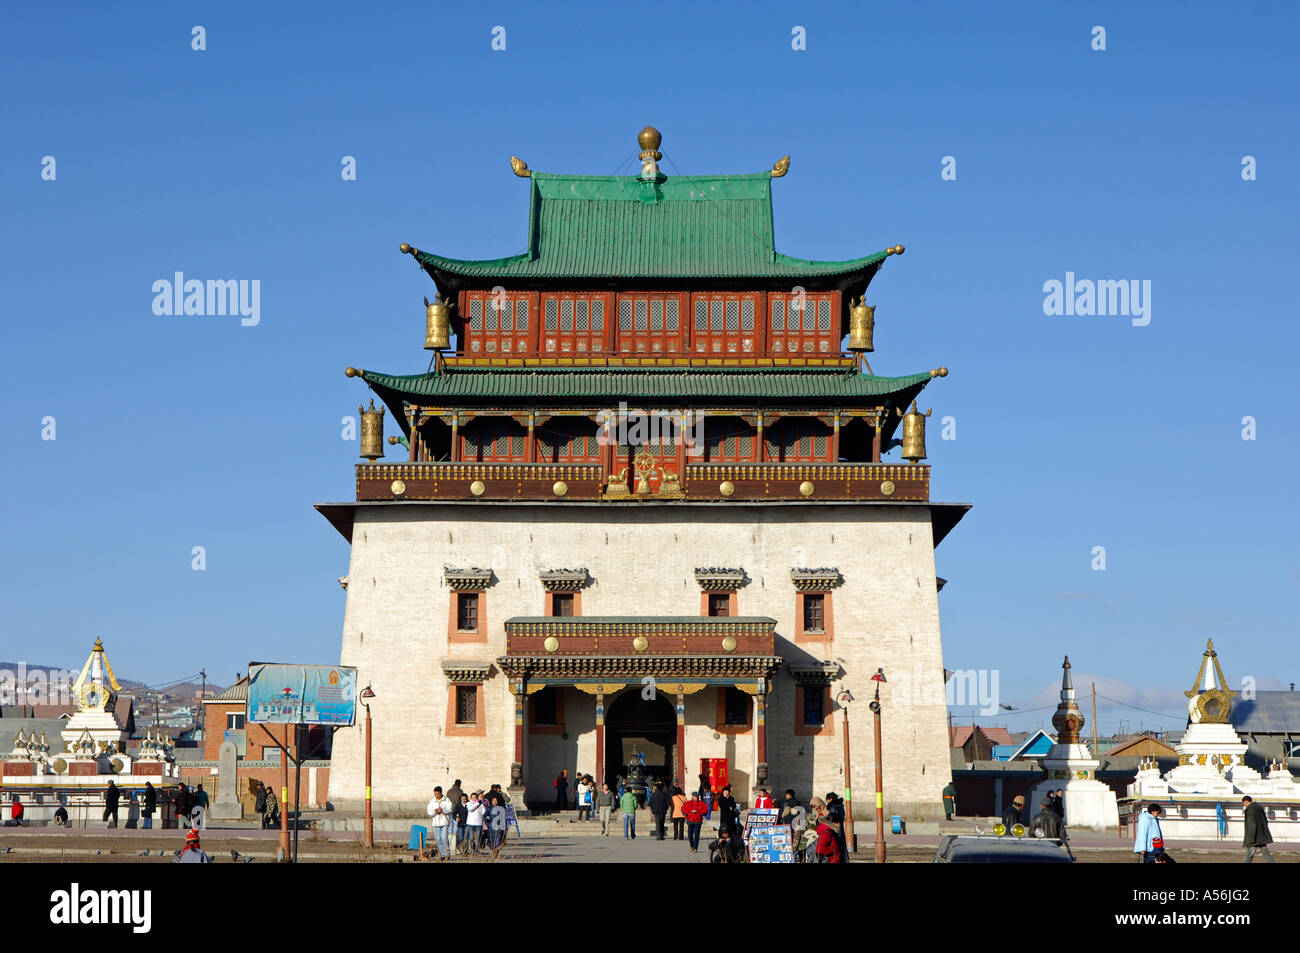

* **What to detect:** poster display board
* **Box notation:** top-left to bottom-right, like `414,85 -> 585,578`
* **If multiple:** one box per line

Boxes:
247,663 -> 358,726
744,807 -> 794,863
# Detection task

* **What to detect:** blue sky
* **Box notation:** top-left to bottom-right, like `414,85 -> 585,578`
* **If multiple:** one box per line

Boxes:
2,1 -> 1296,735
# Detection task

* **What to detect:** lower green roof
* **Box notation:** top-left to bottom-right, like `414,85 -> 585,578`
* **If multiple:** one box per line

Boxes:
359,366 -> 932,403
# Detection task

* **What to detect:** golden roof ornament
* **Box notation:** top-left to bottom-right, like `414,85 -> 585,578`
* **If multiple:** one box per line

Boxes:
424,295 -> 451,350
638,126 -> 662,180
1185,638 -> 1237,724
510,155 -> 531,178
771,155 -> 790,178
848,298 -> 874,352
359,398 -> 385,462
896,400 -> 932,463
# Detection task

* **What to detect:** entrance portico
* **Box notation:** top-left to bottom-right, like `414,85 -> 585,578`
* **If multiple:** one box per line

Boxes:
497,616 -> 781,809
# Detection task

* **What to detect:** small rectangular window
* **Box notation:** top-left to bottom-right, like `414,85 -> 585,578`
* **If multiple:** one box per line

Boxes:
708,593 -> 731,617
455,686 -> 477,725
551,593 -> 574,617
803,688 -> 825,726
226,713 -> 245,730
803,593 -> 825,633
457,592 -> 479,631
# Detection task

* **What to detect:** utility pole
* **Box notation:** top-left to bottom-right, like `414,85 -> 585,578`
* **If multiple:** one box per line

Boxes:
1091,682 -> 1097,754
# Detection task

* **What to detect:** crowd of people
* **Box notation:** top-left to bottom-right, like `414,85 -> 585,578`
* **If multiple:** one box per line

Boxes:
419,780 -> 516,860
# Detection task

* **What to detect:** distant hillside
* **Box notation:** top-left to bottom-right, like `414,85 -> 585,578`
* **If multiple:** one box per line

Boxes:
0,662 -> 225,705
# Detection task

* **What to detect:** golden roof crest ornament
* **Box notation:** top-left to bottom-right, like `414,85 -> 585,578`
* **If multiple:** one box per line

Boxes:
510,155 -> 531,178
638,126 -> 662,180
771,155 -> 790,178
1185,638 -> 1237,724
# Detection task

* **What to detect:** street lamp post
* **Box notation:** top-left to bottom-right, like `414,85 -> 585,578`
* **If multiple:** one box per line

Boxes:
360,685 -> 376,849
870,667 -> 887,864
837,687 -> 856,854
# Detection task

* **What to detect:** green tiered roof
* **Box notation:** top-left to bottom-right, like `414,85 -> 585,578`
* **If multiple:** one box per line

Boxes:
360,366 -> 932,404
412,172 -> 893,288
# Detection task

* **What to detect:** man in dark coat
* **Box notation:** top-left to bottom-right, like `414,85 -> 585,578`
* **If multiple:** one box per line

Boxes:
255,782 -> 268,827
716,785 -> 739,837
1030,800 -> 1065,840
554,770 -> 569,811
1242,796 -> 1275,863
104,781 -> 120,828
1000,794 -> 1025,834
648,782 -> 671,840
941,782 -> 957,820
142,782 -> 157,829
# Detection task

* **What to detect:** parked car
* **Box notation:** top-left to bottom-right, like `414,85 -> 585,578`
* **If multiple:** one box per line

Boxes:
934,834 -> 1074,863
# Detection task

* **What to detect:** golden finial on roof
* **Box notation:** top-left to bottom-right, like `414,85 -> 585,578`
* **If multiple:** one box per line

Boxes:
510,155 -> 531,178
638,126 -> 662,161
771,155 -> 790,178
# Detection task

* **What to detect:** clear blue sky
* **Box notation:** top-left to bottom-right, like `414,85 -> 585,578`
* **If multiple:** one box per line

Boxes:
2,1 -> 1296,735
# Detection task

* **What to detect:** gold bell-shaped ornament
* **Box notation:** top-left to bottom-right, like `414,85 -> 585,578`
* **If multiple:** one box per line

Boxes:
424,295 -> 451,351
848,298 -> 875,352
899,400 -> 932,463
359,399 -> 385,461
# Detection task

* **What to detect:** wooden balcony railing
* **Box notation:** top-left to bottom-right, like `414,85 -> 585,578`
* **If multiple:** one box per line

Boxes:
354,461 -> 928,502
503,616 -> 777,657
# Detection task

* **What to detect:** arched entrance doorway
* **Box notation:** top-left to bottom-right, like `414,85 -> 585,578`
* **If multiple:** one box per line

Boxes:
604,689 -> 676,789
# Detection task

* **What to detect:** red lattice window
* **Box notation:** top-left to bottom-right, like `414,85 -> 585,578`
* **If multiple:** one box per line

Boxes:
537,417 -> 601,464
540,292 -> 612,355
690,292 -> 759,356
462,417 -> 527,463
614,292 -> 688,355
462,290 -> 535,356
765,418 -> 833,463
768,291 -> 839,356
702,417 -> 755,463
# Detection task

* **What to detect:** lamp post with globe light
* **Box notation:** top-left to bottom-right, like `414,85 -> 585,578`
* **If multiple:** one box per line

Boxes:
837,687 -> 857,853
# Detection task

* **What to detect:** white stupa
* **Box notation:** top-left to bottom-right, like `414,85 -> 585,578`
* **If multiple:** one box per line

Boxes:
60,638 -> 129,756
1027,656 -> 1119,830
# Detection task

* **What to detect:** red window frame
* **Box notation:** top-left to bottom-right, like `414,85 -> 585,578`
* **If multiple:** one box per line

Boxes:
537,417 -> 601,464
461,290 -> 537,357
702,416 -> 756,463
690,292 -> 760,356
614,292 -> 688,355
462,417 -> 528,463
540,292 -> 613,356
767,291 -> 840,356
764,418 -> 833,463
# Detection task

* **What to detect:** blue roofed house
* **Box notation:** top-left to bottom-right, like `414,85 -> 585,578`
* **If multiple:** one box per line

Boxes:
1004,729 -> 1055,762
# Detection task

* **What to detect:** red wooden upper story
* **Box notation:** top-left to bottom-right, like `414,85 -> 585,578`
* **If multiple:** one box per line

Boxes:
456,288 -> 844,359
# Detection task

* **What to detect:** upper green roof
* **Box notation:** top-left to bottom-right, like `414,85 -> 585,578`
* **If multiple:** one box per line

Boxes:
412,172 -> 894,286
361,365 -> 933,408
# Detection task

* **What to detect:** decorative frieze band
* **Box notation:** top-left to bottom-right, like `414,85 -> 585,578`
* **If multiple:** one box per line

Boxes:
787,661 -> 842,685
790,567 -> 844,591
496,654 -> 782,681
443,567 -> 494,590
441,661 -> 493,683
539,568 -> 591,592
694,567 -> 750,592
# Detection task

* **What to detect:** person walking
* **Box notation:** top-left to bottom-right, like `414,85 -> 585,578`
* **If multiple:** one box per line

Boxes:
941,782 -> 957,821
142,781 -> 157,830
453,793 -> 469,854
265,784 -> 280,830
255,782 -> 268,828
554,769 -> 569,812
649,782 -> 671,840
427,786 -> 453,859
103,780 -> 120,828
1030,799 -> 1065,840
682,791 -> 707,853
1133,803 -> 1167,863
193,783 -> 209,828
620,784 -> 639,839
3,794 -> 23,827
716,786 -> 739,841
464,791 -> 485,854
596,782 -> 616,835
811,798 -> 843,863
670,786 -> 687,841
1242,796 -> 1276,863
576,775 -> 593,821
174,783 -> 191,829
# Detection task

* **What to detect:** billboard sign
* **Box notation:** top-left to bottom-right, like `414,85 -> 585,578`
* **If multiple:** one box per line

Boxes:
247,662 -> 358,727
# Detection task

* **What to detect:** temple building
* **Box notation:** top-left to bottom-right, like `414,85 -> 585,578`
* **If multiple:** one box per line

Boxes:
319,127 -> 968,815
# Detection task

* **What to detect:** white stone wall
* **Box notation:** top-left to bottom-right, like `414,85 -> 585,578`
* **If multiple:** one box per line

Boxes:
328,503 -> 953,815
